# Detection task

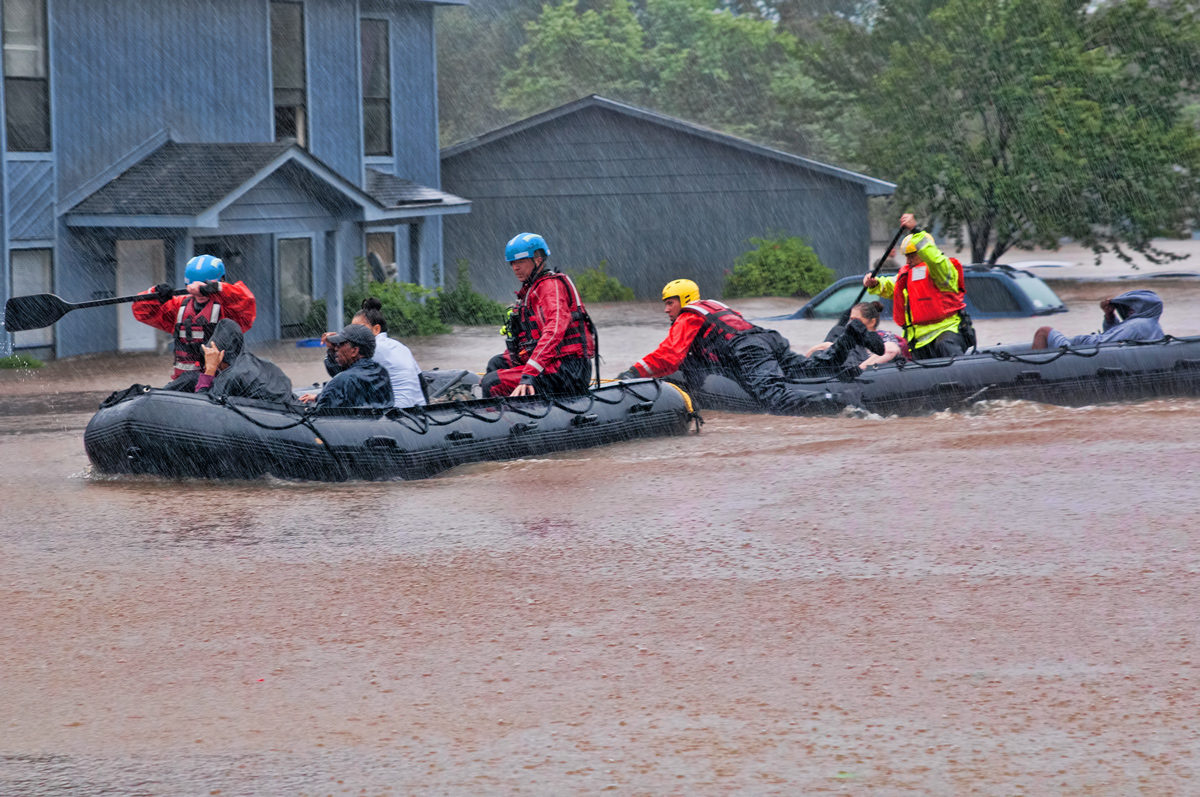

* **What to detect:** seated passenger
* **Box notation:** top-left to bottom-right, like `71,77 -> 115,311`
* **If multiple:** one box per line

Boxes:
195,319 -> 294,403
805,302 -> 909,370
299,324 -> 394,409
1032,290 -> 1163,349
351,297 -> 426,408
614,279 -> 884,414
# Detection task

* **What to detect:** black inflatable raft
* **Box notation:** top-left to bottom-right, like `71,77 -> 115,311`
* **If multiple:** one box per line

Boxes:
84,377 -> 696,481
673,337 -> 1200,416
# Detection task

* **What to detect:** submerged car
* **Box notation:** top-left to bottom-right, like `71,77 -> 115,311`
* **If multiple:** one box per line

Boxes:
789,264 -> 1069,320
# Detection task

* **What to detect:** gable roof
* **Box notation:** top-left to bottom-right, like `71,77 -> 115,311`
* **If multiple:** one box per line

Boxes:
67,141 -> 469,227
441,95 -> 896,196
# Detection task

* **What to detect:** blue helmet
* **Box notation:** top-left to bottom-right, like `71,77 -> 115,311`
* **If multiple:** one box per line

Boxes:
505,233 -> 550,263
185,254 -> 225,282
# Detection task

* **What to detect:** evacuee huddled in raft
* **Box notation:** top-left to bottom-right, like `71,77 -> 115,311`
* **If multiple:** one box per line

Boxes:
350,297 -> 425,408
615,279 -> 884,414
1032,290 -> 1164,349
299,324 -> 394,409
133,254 -> 257,388
807,301 -> 910,370
195,319 -> 294,404
483,232 -> 595,398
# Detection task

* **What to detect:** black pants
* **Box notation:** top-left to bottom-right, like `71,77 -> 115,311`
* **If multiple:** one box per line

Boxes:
912,330 -> 966,361
728,330 -> 856,413
480,354 -> 592,397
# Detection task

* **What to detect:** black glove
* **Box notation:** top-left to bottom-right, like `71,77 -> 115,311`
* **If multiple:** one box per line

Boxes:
198,280 -> 221,297
616,368 -> 639,380
152,283 -> 174,303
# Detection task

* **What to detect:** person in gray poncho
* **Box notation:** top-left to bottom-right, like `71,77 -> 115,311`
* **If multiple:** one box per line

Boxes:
195,318 -> 295,403
1033,290 -> 1164,349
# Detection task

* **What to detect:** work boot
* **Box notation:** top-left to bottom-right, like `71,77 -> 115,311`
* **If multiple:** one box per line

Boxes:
846,318 -> 886,356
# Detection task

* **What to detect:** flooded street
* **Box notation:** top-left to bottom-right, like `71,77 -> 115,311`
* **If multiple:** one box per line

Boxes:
3,285 -> 1200,794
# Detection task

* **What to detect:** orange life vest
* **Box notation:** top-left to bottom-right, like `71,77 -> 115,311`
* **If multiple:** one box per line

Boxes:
892,257 -> 966,329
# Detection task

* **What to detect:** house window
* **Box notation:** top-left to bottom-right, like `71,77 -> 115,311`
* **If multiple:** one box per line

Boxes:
10,248 -> 53,348
366,231 -> 395,281
361,18 -> 391,157
271,1 -> 307,148
3,0 -> 51,152
278,237 -> 313,338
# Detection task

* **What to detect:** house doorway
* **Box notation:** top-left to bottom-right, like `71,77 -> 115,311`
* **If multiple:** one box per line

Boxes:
115,239 -> 165,351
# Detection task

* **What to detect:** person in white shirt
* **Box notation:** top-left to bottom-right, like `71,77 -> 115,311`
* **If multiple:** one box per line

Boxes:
347,297 -> 426,407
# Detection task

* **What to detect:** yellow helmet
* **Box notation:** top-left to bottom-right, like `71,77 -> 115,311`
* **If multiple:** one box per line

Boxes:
901,232 -> 927,255
661,279 -> 700,307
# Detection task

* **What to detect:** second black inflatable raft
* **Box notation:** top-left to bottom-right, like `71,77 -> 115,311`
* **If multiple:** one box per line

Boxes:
671,336 -> 1200,416
85,377 -> 696,481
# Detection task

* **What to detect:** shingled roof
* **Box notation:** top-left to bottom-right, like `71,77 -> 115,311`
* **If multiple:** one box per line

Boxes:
67,141 -> 469,227
442,95 -> 896,197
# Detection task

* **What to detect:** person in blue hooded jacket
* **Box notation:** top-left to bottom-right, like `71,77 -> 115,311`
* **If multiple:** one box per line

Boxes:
298,323 -> 394,409
1032,290 -> 1164,349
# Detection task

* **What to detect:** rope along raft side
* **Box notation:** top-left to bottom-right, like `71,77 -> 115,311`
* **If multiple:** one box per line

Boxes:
673,336 -> 1200,416
84,378 -> 696,482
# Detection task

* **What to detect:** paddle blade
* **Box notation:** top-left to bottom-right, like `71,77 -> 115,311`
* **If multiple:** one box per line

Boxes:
3,293 -> 72,332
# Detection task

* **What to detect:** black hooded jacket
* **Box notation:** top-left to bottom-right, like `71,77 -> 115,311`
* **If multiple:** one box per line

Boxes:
196,319 -> 294,403
316,354 -> 394,409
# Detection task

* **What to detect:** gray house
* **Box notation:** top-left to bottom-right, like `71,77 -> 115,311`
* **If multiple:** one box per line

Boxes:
441,96 -> 895,302
2,0 -> 468,360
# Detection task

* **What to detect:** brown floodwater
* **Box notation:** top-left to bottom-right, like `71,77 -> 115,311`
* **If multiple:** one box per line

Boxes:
2,287 -> 1199,794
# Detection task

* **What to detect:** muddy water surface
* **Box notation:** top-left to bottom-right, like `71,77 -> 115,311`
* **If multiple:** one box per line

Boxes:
2,289 -> 1199,794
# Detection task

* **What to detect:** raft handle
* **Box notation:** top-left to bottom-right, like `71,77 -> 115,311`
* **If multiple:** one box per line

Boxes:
932,382 -> 963,393
509,421 -> 538,435
1014,370 -> 1043,382
447,430 -> 475,442
571,413 -> 599,426
365,436 -> 399,449
1096,367 -> 1128,378
1173,359 -> 1200,371
628,401 -> 655,414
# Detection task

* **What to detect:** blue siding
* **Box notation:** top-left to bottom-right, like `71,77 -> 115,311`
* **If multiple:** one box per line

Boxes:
307,0 -> 364,181
443,107 -> 870,301
6,161 -> 56,240
52,0 -> 273,200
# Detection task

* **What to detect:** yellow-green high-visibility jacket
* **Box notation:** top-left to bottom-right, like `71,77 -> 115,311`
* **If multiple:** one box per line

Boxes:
867,231 -> 962,349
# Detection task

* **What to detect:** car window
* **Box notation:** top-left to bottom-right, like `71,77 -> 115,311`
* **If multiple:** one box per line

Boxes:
1009,274 -> 1065,311
810,284 -> 865,318
965,275 -> 1022,313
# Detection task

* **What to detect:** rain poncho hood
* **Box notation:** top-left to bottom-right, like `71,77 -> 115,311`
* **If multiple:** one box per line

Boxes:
200,319 -> 294,403
1048,290 -> 1164,348
317,354 -> 394,409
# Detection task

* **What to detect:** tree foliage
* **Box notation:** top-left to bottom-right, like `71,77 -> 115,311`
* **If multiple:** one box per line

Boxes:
810,0 -> 1200,263
497,0 -> 845,158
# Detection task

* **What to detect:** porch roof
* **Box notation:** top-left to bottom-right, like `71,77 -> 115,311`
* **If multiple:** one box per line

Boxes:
65,141 -> 470,228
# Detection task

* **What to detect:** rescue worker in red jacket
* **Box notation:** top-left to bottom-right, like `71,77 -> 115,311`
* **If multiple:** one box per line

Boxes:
863,214 -> 967,359
132,254 -> 257,387
615,279 -> 884,414
481,233 -> 596,398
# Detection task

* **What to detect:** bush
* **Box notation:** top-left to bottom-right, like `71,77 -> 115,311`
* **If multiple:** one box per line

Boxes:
723,234 -> 834,299
344,257 -> 450,337
572,261 -> 635,302
0,353 -> 44,369
435,260 -> 508,326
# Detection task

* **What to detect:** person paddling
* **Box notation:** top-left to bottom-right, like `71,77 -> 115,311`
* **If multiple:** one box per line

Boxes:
132,255 -> 256,388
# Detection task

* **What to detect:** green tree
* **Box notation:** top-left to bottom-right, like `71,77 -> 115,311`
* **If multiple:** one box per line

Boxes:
810,0 -> 1200,263
498,0 -> 845,159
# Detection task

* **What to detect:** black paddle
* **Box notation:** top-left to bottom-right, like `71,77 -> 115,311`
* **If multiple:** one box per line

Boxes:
837,224 -> 909,327
3,288 -> 187,333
